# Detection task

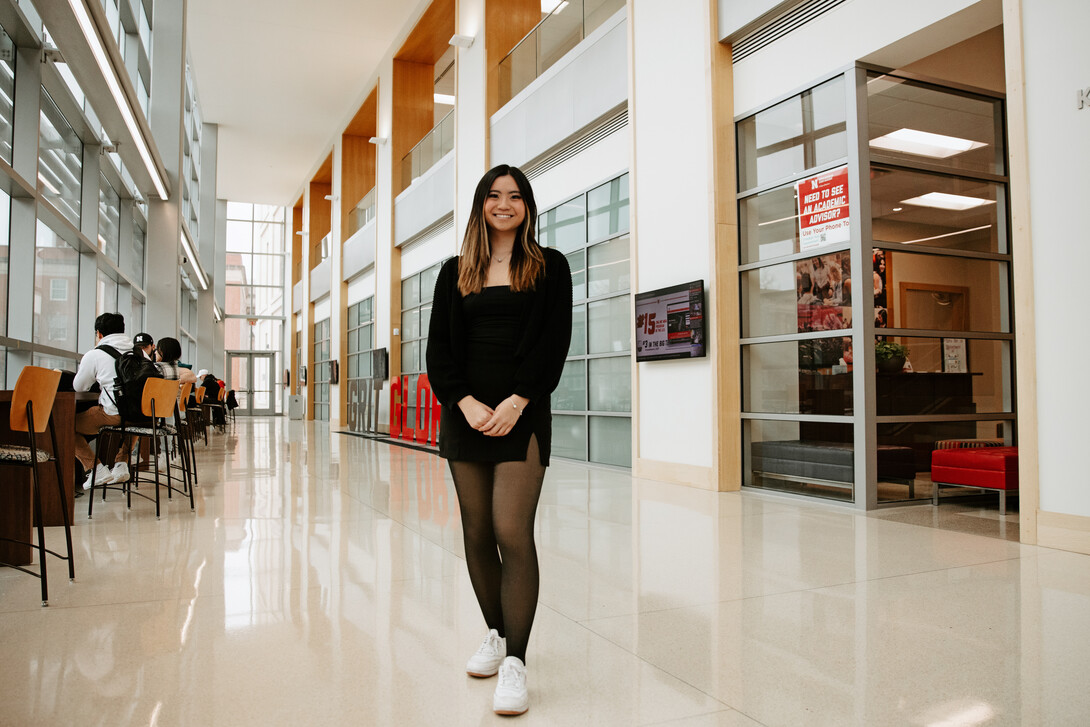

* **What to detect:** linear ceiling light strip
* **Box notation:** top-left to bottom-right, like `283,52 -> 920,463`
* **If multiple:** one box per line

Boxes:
179,228 -> 209,290
68,0 -> 169,201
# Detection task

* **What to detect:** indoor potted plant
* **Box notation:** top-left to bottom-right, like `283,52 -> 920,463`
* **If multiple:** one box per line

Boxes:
875,340 -> 909,373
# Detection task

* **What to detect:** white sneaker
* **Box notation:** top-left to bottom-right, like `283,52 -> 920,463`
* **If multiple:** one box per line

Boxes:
107,461 -> 130,484
466,629 -> 506,678
83,464 -> 111,490
493,656 -> 528,715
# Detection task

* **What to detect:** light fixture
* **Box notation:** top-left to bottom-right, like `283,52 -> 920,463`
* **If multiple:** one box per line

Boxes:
324,194 -> 338,201
368,137 -> 387,145
179,229 -> 209,290
433,93 -> 456,105
870,128 -> 987,159
212,304 -> 222,322
295,230 -> 308,236
449,34 -> 474,49
900,192 -> 996,211
68,0 -> 169,201
542,0 -> 569,13
892,207 -> 903,212
901,224 -> 992,245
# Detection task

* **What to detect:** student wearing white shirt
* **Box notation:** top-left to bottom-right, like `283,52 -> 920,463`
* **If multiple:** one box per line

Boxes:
72,313 -> 133,487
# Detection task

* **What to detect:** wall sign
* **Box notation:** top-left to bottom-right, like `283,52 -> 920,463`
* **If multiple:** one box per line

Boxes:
796,165 -> 850,251
1079,87 -> 1090,109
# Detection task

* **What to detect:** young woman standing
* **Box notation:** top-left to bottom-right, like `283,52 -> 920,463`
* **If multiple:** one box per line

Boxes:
426,164 -> 572,715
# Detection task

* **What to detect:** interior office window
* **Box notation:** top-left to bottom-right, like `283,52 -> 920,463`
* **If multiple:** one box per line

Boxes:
541,173 -> 632,467
347,296 -> 375,381
401,263 -> 441,430
39,88 -> 83,226
313,318 -> 331,421
0,26 -> 14,165
98,173 -> 121,261
34,220 -> 79,352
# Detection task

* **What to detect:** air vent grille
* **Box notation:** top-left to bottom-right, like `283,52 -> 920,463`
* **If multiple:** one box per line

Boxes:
522,108 -> 628,180
732,0 -> 847,63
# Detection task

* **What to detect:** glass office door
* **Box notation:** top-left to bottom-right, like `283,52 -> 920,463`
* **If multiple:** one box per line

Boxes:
228,353 -> 275,416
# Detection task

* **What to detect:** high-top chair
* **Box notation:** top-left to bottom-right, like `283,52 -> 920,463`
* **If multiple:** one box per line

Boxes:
89,378 -> 191,519
0,366 -> 75,606
188,386 -> 209,445
176,381 -> 199,487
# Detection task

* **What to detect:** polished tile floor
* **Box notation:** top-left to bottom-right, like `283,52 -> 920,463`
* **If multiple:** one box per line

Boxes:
2,417 -> 1089,726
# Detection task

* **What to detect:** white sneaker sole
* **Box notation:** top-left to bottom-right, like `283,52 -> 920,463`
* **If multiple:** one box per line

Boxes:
467,668 -> 499,678
493,703 -> 528,716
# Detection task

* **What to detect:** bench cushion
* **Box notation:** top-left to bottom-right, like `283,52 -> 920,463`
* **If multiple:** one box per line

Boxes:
753,441 -> 915,483
931,446 -> 1018,491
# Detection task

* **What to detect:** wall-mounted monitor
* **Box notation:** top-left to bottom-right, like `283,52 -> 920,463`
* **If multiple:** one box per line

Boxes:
634,280 -> 706,362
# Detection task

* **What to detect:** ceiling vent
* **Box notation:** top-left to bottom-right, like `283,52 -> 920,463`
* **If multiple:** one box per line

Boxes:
522,107 -> 628,180
732,0 -> 847,63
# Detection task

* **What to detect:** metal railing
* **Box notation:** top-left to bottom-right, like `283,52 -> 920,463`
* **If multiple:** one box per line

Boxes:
401,110 -> 455,190
497,0 -> 624,108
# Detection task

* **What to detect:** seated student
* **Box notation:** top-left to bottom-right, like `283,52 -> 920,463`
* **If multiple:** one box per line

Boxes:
155,337 -> 198,385
72,313 -> 133,488
133,332 -> 155,361
199,370 -> 227,425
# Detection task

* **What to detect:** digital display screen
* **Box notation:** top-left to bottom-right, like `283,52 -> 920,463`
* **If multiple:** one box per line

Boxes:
634,280 -> 706,362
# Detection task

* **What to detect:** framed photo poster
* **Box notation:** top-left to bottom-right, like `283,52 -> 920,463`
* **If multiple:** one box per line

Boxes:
942,338 -> 968,373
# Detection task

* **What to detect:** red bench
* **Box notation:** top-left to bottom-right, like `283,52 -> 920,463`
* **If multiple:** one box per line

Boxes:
931,446 -> 1019,515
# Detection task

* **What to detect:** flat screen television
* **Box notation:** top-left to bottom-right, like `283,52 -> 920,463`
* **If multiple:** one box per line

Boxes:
634,280 -> 706,362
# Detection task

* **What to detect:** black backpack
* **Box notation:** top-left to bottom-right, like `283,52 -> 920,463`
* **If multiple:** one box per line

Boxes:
98,345 -> 164,424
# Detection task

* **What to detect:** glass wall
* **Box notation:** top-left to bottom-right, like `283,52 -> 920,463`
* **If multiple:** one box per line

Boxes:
540,173 -> 632,466
866,73 -> 1013,503
346,296 -> 375,433
0,26 -> 14,165
401,263 -> 441,431
735,69 -> 1013,507
39,89 -> 83,226
33,220 -> 80,354
313,317 -> 331,421
224,202 -> 288,413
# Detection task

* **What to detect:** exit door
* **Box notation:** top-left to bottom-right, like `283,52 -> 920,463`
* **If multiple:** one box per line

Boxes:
227,353 -> 275,416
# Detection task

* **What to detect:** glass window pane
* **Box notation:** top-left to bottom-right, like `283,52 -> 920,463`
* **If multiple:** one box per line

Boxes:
588,296 -> 631,354
745,419 -> 855,501
868,74 -> 1005,176
871,167 -> 1005,254
0,189 -> 9,334
737,75 -> 847,191
419,304 -> 432,338
34,221 -> 80,353
227,202 -> 253,220
589,416 -> 631,466
96,268 -> 118,316
402,308 -> 420,341
402,340 -> 419,373
226,220 -> 253,252
587,235 -> 630,298
743,252 -> 853,337
568,250 -> 586,302
402,275 -> 420,308
739,183 -> 802,264
562,306 -> 585,359
879,250 -> 1009,333
588,356 -> 630,412
254,221 -> 284,254
873,336 -> 1012,414
420,264 -> 441,303
553,414 -> 587,461
588,174 -> 630,240
552,360 -> 586,411
0,28 -> 14,166
348,303 -> 359,328
130,223 -> 146,285
743,338 -> 854,416
98,173 -> 120,261
39,89 -> 83,226
539,198 -> 586,253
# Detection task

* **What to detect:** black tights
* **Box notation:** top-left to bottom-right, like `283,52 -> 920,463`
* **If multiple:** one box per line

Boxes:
449,436 -> 546,662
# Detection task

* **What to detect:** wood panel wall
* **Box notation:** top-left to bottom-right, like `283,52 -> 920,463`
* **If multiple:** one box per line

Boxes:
485,0 -> 540,118
341,136 -> 376,239
392,59 -> 435,194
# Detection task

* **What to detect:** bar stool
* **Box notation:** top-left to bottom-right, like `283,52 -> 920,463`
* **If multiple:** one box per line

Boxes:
0,366 -> 75,606
89,378 -> 190,519
176,381 -> 199,487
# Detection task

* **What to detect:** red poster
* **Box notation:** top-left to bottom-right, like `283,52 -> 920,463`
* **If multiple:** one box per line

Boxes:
796,166 -> 850,251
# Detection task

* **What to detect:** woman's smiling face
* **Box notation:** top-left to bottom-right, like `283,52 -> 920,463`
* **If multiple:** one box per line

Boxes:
483,175 -> 526,234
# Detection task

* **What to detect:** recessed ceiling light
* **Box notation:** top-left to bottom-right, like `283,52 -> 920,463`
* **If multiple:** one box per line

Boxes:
891,207 -> 903,212
433,93 -> 456,105
900,192 -> 996,211
870,128 -> 987,159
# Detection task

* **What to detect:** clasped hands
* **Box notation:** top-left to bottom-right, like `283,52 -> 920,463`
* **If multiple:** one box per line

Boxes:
458,394 -> 529,437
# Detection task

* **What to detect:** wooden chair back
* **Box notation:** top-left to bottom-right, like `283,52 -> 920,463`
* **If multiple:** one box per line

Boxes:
179,381 -> 193,406
141,378 -> 182,419
10,366 -> 61,434
195,386 -> 206,404
218,386 -> 226,403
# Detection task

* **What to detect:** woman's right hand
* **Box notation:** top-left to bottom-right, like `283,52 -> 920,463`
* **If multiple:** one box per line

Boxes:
457,396 -> 495,430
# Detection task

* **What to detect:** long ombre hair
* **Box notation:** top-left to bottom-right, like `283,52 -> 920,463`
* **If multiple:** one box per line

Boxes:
457,164 -> 545,296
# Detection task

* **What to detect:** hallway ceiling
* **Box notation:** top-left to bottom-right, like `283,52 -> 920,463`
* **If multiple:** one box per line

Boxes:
186,0 -> 424,206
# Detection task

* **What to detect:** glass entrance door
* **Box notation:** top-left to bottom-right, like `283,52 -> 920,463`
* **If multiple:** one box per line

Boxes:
228,353 -> 276,416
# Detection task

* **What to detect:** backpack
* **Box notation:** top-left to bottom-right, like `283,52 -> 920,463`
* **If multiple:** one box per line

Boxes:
98,345 -> 164,424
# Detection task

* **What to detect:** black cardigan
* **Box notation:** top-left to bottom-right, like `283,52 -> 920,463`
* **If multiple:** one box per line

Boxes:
425,246 -> 573,464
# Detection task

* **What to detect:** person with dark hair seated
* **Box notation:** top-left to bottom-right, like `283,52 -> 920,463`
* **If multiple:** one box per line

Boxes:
155,337 -> 198,386
72,313 -> 133,488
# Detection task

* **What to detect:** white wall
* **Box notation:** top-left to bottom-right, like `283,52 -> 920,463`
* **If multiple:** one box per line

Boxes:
1021,1 -> 1090,517
530,124 -> 630,211
631,0 -> 716,471
732,0 -> 999,113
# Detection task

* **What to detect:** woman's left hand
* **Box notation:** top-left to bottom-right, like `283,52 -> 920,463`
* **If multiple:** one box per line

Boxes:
480,395 -> 529,437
